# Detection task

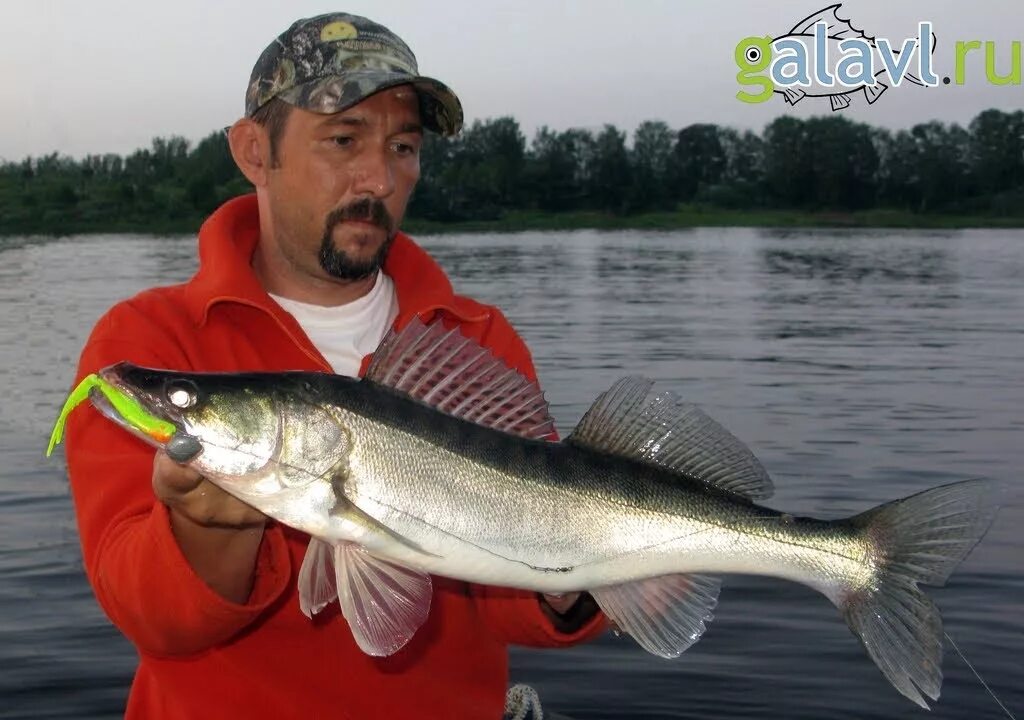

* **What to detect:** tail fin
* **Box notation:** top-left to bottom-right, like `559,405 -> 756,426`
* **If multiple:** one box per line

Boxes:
840,480 -> 998,708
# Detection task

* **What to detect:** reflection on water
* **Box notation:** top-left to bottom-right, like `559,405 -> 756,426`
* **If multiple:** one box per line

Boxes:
761,247 -> 957,284
1,227 -> 1021,719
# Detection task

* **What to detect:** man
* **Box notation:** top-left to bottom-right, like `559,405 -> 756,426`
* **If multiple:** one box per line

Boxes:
65,13 -> 602,720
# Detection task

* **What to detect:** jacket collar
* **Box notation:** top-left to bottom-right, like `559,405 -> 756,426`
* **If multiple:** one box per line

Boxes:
184,194 -> 484,328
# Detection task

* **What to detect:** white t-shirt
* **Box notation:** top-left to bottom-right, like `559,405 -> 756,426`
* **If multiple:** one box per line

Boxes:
269,272 -> 399,377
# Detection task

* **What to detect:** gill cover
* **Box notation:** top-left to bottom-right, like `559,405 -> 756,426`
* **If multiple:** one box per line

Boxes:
140,370 -> 349,493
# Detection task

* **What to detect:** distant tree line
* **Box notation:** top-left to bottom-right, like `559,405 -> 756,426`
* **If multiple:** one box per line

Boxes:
1,109 -> 1022,233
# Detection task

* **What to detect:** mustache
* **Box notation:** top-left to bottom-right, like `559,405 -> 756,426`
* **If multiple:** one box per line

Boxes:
324,198 -> 395,235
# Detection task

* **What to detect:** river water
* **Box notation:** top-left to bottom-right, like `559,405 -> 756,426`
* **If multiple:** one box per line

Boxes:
1,227 -> 1021,719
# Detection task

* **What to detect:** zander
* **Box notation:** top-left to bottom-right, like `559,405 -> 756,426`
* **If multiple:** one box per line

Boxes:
49,317 -> 997,709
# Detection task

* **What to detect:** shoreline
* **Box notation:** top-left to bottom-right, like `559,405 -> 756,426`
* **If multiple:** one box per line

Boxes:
404,208 -> 1024,234
3,207 -> 1024,238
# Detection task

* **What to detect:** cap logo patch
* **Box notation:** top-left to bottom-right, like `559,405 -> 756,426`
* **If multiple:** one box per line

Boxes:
321,21 -> 358,42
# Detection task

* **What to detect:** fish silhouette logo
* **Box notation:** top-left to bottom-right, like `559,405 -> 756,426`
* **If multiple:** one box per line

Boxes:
735,4 -> 939,108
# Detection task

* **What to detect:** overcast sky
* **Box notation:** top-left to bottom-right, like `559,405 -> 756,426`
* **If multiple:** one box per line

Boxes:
1,0 -> 1021,160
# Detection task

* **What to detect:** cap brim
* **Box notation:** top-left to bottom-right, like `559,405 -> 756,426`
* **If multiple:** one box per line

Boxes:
276,69 -> 463,136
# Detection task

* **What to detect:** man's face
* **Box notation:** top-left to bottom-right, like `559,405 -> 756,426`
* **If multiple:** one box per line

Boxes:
264,85 -> 423,282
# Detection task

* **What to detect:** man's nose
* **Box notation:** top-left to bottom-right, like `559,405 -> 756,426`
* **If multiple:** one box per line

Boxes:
350,148 -> 396,197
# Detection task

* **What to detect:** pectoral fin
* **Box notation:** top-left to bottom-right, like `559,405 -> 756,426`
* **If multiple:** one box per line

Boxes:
591,573 -> 721,657
783,87 -> 807,105
330,496 -> 437,557
298,537 -> 338,618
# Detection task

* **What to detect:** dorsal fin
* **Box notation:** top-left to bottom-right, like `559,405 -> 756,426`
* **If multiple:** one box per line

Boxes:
787,4 -> 872,41
568,377 -> 773,500
365,316 -> 556,440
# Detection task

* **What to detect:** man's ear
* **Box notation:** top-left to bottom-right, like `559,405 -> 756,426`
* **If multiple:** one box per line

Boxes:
228,119 -> 273,187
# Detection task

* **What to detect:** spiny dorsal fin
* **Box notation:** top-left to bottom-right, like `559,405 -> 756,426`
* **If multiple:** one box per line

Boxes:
568,377 -> 773,500
788,4 -> 871,41
366,316 -> 556,440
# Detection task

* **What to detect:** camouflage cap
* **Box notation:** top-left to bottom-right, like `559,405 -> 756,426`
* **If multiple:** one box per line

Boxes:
245,13 -> 463,136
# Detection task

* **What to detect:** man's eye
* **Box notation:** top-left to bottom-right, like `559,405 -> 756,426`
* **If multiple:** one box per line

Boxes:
331,136 -> 354,147
393,142 -> 418,155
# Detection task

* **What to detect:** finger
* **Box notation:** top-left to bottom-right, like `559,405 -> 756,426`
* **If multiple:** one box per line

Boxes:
187,488 -> 267,527
166,433 -> 203,463
153,451 -> 204,494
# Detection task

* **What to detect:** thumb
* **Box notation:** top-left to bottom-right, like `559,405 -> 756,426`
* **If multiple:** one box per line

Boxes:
153,450 -> 204,493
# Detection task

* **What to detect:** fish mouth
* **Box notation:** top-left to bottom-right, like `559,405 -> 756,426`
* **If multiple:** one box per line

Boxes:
48,364 -> 207,459
94,363 -> 185,445
88,382 -> 131,429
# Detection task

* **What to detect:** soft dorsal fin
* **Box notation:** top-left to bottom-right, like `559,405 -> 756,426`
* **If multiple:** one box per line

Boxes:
568,377 -> 773,500
788,4 -> 871,41
366,316 -> 556,440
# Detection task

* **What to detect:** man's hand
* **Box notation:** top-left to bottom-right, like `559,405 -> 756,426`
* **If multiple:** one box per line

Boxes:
542,592 -> 582,615
539,592 -> 600,633
152,451 -> 267,603
152,451 -> 266,528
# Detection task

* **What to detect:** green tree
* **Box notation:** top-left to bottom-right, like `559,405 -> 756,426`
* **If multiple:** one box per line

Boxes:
762,116 -> 812,207
713,128 -> 763,207
910,121 -> 970,212
669,123 -> 726,202
803,116 -> 878,210
407,131 -> 457,220
524,126 -> 595,212
587,124 -> 631,214
629,120 -> 675,211
428,117 -> 526,220
968,109 -> 1024,196
874,129 -> 920,210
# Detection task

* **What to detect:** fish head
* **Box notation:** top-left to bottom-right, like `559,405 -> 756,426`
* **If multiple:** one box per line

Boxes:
98,363 -> 353,500
99,363 -> 286,478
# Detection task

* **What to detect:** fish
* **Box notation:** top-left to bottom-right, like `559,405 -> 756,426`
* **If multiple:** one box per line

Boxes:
762,4 -> 936,111
49,316 -> 998,709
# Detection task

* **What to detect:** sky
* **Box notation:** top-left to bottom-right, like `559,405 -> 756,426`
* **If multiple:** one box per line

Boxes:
1,0 -> 1021,160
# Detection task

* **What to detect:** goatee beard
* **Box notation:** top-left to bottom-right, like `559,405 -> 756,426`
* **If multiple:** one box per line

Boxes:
318,198 -> 396,281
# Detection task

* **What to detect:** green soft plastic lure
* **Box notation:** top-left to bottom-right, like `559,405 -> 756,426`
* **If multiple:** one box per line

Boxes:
47,373 -> 177,456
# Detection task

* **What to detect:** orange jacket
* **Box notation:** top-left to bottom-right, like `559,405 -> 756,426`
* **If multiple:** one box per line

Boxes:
65,194 -> 603,720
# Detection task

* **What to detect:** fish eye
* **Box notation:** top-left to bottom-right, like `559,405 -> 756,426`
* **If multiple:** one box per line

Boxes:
165,379 -> 198,409
745,46 -> 761,63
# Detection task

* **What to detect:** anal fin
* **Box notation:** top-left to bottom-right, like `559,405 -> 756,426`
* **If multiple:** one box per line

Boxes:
591,573 -> 721,657
864,81 -> 888,104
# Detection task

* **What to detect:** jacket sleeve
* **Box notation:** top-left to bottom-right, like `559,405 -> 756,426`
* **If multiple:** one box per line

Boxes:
63,301 -> 292,657
466,307 -> 607,647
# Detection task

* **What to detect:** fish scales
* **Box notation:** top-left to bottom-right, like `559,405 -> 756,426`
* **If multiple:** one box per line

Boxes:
313,377 -> 872,593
